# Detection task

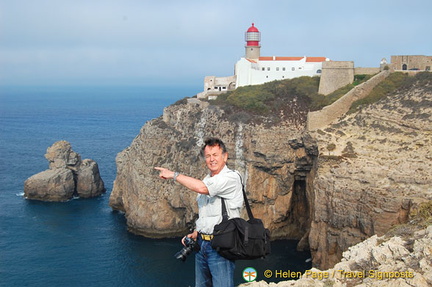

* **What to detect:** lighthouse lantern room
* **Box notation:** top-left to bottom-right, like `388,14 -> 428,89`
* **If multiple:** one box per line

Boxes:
245,23 -> 261,59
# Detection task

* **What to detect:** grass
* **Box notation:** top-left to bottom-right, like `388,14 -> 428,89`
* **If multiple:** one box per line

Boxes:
386,200 -> 432,240
212,74 -> 374,112
349,72 -> 432,113
213,76 -> 320,114
205,72 -> 432,125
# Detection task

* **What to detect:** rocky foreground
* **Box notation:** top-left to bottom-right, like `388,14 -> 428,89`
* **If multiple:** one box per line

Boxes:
241,225 -> 432,286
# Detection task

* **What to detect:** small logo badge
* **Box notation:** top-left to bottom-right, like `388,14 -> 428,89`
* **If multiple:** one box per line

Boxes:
243,267 -> 257,282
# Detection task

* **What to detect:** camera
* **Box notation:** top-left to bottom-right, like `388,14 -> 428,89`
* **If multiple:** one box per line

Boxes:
174,236 -> 200,261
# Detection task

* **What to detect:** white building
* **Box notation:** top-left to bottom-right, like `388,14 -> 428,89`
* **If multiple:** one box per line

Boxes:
198,23 -> 329,98
235,56 -> 328,88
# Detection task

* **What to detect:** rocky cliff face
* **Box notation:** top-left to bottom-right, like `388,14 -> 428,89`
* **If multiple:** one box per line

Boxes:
109,73 -> 432,271
308,74 -> 432,269
109,96 -> 318,240
24,141 -> 105,201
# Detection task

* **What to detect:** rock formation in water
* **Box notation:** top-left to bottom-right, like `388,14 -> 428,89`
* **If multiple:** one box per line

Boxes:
109,73 -> 432,273
24,140 -> 105,201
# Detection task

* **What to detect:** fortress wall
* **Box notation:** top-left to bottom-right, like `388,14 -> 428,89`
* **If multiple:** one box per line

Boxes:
318,61 -> 354,95
354,67 -> 380,75
308,70 -> 391,131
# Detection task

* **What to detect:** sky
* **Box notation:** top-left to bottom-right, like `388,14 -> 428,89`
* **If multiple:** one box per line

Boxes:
0,0 -> 431,87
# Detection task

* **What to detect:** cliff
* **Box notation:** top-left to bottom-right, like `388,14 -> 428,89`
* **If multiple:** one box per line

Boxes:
109,72 -> 432,271
308,72 -> 432,269
109,96 -> 317,240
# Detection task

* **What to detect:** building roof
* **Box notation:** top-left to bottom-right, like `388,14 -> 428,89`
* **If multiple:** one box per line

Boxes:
305,57 -> 328,62
247,23 -> 259,32
256,56 -> 327,62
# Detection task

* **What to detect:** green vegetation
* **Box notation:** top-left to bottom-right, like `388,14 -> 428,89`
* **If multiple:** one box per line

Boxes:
349,72 -> 432,113
212,74 -> 374,121
386,200 -> 432,240
313,74 -> 375,110
213,76 -> 320,114
410,200 -> 432,228
208,72 -> 432,125
349,72 -> 408,113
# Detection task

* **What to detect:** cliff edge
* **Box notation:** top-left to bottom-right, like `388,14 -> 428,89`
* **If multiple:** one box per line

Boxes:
109,73 -> 432,272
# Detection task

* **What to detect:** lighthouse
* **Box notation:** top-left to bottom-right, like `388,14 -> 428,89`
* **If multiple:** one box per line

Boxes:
245,23 -> 261,59
198,22 -> 330,98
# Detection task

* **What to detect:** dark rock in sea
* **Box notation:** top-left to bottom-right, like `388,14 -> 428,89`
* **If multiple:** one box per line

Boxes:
24,140 -> 105,201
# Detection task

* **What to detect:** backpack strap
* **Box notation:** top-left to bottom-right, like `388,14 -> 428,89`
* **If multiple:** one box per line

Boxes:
220,171 -> 254,222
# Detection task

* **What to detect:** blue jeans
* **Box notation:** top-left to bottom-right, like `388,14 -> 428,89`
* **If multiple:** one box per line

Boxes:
195,237 -> 235,287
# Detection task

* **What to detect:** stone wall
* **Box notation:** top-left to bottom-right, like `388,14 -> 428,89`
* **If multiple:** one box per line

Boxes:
307,70 -> 391,131
318,61 -> 354,95
354,67 -> 380,75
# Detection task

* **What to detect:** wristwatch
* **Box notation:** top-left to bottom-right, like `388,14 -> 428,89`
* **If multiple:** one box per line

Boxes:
173,172 -> 180,182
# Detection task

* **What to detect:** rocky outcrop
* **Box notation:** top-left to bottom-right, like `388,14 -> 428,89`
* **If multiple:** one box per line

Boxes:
24,141 -> 105,201
109,72 -> 432,273
240,225 -> 432,287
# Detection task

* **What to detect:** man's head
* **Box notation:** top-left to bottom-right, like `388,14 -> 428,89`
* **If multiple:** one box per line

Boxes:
201,137 -> 228,176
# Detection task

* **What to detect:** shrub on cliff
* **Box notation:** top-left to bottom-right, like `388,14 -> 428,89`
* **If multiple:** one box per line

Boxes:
386,200 -> 432,241
212,76 -> 321,124
312,74 -> 375,111
212,74 -> 375,122
349,72 -> 432,113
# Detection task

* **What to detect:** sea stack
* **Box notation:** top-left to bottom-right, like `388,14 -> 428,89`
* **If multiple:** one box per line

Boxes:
24,140 -> 105,201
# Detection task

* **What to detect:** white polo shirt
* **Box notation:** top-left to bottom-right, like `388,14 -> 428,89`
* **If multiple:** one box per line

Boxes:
195,166 -> 244,234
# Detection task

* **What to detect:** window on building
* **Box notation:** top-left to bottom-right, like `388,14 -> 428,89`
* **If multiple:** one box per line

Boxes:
276,67 -> 279,71
292,67 -> 295,71
262,67 -> 265,71
402,64 -> 407,70
282,67 -> 286,71
317,69 -> 322,74
267,67 -> 270,71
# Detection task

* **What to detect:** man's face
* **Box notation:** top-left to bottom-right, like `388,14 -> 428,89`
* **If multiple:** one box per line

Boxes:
204,145 -> 228,176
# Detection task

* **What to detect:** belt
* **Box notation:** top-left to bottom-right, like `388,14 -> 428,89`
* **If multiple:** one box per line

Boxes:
200,233 -> 214,241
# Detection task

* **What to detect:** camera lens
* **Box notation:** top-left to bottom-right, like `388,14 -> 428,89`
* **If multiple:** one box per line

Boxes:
174,236 -> 199,261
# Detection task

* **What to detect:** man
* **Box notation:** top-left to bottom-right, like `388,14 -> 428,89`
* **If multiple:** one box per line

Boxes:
155,137 -> 243,287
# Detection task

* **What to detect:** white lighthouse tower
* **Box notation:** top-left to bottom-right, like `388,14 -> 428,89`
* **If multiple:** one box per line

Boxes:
245,23 -> 261,59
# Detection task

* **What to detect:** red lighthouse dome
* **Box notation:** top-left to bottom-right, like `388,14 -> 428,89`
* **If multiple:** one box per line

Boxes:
245,23 -> 260,47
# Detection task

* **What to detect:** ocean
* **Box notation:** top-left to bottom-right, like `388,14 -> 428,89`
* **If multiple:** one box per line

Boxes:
0,86 -> 311,287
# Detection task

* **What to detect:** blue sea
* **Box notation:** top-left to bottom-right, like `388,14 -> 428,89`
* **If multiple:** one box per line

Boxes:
0,86 -> 311,286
